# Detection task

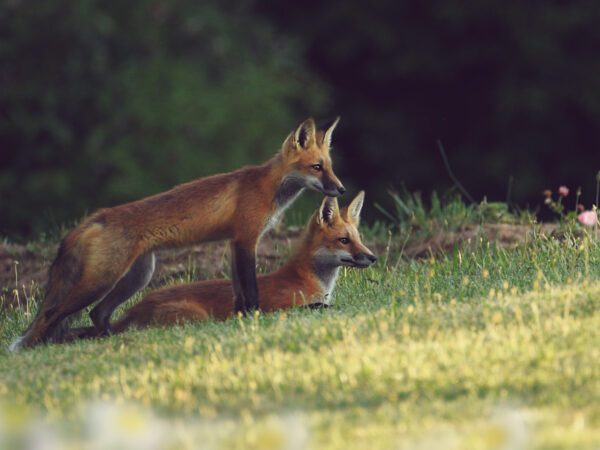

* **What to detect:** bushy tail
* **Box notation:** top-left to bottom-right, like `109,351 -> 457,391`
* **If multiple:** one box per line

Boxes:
8,335 -> 24,352
10,310 -> 80,351
9,236 -> 84,351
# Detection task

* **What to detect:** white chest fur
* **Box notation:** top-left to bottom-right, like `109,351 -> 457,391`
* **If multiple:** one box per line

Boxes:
262,176 -> 305,237
261,207 -> 286,237
315,266 -> 340,305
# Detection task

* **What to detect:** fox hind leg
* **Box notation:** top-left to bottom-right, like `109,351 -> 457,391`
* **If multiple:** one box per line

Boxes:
89,252 -> 156,334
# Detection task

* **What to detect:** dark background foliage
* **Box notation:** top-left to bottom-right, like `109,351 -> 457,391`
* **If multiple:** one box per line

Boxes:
1,0 -> 599,239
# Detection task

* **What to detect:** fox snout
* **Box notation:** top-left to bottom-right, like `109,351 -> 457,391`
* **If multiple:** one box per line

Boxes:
353,252 -> 377,268
340,252 -> 377,268
323,182 -> 346,197
306,176 -> 345,197
321,172 -> 345,196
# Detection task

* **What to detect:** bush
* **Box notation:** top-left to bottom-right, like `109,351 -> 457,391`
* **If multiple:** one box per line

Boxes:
0,0 -> 326,239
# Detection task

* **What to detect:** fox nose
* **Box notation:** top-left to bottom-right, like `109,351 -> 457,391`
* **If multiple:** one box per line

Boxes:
355,253 -> 377,266
337,185 -> 346,195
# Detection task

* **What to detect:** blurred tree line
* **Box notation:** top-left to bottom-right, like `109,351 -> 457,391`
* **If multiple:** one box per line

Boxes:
2,0 -> 600,240
257,0 -> 600,215
0,0 -> 326,239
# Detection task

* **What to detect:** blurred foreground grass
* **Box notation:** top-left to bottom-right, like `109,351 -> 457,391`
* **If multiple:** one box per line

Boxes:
1,213 -> 600,448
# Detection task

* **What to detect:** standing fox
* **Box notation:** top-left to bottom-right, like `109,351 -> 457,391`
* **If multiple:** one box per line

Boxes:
11,117 -> 345,350
64,192 -> 376,339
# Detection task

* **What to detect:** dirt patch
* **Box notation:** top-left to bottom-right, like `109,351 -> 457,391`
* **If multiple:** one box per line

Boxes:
402,223 -> 557,259
1,223 -> 556,308
0,229 -> 302,308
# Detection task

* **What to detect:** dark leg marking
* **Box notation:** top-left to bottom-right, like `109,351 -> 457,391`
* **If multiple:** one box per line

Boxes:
232,244 -> 259,313
90,252 -> 155,334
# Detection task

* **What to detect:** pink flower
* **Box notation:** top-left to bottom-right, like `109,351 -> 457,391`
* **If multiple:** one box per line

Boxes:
578,210 -> 598,226
558,186 -> 569,197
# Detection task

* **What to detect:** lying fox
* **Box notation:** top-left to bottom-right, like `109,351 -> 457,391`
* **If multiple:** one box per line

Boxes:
11,118 -> 345,350
63,192 -> 375,339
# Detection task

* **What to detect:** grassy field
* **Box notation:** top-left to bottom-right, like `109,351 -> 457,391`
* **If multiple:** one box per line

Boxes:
1,198 -> 600,449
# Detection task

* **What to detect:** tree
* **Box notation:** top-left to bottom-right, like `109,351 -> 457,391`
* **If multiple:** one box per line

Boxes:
0,0 -> 325,239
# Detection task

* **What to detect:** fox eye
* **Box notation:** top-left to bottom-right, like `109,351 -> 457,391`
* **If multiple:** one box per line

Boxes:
311,164 -> 322,171
338,237 -> 350,244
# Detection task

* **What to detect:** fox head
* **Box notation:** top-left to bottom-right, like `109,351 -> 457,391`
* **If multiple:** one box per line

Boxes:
281,117 -> 345,197
308,191 -> 377,269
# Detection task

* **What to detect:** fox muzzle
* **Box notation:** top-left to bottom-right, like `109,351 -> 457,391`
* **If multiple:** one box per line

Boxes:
341,252 -> 377,268
353,253 -> 377,267
322,181 -> 345,197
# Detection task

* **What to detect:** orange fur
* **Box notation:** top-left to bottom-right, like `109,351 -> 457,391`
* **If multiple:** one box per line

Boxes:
65,193 -> 376,338
12,118 -> 345,350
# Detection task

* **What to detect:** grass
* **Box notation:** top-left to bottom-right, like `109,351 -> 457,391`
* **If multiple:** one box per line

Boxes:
1,199 -> 600,448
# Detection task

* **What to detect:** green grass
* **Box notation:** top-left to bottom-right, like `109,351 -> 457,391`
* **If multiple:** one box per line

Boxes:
1,215 -> 600,448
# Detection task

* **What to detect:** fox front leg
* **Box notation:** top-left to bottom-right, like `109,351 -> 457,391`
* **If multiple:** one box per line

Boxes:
231,241 -> 260,314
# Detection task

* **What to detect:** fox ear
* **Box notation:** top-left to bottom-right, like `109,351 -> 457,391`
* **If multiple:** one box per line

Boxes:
317,196 -> 339,227
320,116 -> 340,148
294,118 -> 316,150
348,191 -> 365,225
